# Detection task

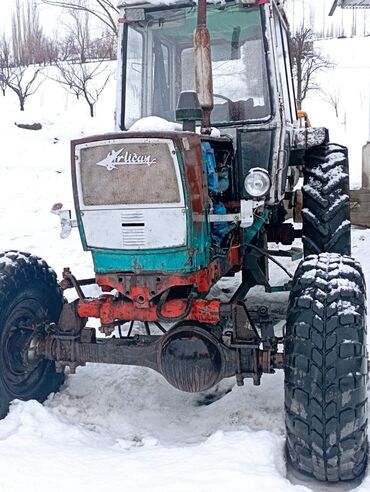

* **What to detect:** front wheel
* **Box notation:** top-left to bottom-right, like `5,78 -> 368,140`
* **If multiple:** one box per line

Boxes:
0,251 -> 65,418
285,253 -> 368,482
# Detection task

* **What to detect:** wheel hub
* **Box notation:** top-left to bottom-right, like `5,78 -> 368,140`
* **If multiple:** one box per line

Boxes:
1,299 -> 50,396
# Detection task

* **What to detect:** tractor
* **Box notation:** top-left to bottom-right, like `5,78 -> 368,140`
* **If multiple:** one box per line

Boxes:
0,0 -> 367,483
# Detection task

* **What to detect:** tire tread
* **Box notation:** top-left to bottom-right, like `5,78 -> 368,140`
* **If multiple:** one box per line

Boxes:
285,253 -> 368,482
302,143 -> 351,256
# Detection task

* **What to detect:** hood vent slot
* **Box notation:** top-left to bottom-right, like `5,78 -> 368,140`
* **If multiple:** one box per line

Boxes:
121,211 -> 146,247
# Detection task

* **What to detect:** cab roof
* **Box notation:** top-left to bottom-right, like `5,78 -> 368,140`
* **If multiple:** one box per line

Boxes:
118,0 -> 270,10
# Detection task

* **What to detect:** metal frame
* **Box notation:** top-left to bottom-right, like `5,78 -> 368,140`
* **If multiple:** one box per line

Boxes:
330,0 -> 370,16
38,287 -> 284,389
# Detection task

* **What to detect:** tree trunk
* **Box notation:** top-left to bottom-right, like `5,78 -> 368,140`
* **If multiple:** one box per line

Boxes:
296,61 -> 302,111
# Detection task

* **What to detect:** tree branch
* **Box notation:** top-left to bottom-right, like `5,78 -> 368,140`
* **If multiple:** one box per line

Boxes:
40,0 -> 119,35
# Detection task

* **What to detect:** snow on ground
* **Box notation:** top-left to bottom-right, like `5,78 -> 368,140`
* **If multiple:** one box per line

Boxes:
0,64 -> 370,492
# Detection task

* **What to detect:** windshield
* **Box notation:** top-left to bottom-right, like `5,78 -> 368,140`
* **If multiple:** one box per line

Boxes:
122,4 -> 271,129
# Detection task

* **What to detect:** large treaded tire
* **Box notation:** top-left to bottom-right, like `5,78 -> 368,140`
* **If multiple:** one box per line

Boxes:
0,251 -> 64,418
285,253 -> 368,482
302,143 -> 351,256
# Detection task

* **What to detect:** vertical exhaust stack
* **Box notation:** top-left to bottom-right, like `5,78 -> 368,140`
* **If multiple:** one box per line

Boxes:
194,0 -> 214,134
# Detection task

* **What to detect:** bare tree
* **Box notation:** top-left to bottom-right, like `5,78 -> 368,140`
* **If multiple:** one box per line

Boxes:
0,35 -> 11,96
52,60 -> 111,116
64,9 -> 91,63
42,37 -> 60,66
41,0 -> 119,36
58,33 -> 78,62
290,26 -> 333,110
90,28 -> 117,61
47,5 -> 113,113
0,4 -> 46,109
60,8 -> 116,63
0,75 -> 6,97
321,88 -> 341,118
7,67 -> 43,111
12,0 -> 47,67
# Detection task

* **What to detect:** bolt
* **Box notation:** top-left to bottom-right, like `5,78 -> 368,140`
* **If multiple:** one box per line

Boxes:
258,306 -> 268,317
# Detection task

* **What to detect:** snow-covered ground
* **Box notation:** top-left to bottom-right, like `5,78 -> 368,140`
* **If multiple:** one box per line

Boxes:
1,55 -> 370,492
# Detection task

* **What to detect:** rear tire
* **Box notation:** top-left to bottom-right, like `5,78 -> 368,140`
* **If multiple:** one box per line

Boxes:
302,143 -> 351,256
0,251 -> 65,418
285,253 -> 368,482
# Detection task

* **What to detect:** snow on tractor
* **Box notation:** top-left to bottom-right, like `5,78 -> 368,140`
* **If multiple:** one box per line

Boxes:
0,0 -> 367,483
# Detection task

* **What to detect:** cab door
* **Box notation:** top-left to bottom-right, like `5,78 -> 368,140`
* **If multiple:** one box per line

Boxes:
270,4 -> 297,201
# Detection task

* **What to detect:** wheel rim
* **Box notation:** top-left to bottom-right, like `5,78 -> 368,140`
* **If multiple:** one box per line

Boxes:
1,297 -> 50,398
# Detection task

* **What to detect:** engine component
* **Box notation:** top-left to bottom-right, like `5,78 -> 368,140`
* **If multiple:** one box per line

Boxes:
202,142 -> 229,194
211,202 -> 236,249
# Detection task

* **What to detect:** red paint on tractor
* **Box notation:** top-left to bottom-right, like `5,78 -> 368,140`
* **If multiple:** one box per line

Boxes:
181,134 -> 208,215
95,245 -> 241,299
78,296 -> 221,324
249,0 -> 270,6
82,248 -> 241,325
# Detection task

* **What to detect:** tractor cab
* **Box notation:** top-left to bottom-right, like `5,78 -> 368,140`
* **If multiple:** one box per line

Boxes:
119,1 -> 272,128
117,0 -> 297,130
119,2 -> 295,128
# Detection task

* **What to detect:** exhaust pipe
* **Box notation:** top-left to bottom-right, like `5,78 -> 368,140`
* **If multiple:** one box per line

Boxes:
194,0 -> 214,134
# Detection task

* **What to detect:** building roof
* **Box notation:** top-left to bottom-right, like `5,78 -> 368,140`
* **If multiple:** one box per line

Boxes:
329,0 -> 370,15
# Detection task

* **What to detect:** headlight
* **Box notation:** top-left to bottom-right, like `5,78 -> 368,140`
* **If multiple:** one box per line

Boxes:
244,168 -> 271,198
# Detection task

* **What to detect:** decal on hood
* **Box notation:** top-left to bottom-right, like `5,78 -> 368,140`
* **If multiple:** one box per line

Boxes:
96,148 -> 157,171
